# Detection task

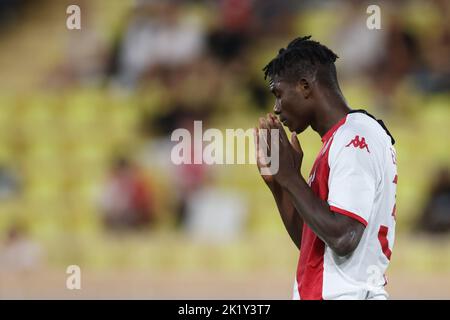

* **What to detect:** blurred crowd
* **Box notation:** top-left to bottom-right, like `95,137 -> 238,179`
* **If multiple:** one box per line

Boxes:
48,0 -> 450,103
0,0 -> 449,254
93,0 -> 450,235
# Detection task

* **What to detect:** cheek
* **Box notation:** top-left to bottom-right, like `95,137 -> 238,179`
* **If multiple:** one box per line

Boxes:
289,103 -> 311,128
282,92 -> 301,114
281,97 -> 295,113
282,99 -> 302,118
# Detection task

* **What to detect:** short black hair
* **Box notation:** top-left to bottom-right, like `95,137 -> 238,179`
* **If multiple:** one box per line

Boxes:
263,35 -> 339,88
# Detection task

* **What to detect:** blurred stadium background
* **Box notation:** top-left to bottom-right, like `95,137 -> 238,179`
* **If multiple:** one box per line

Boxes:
0,0 -> 449,299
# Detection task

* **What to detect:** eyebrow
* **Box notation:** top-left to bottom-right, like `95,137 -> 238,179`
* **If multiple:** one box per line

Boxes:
270,84 -> 279,94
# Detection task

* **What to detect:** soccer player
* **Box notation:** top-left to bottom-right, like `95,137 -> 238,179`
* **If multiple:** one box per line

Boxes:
254,36 -> 397,300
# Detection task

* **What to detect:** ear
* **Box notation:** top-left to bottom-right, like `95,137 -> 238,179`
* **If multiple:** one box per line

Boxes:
297,79 -> 312,99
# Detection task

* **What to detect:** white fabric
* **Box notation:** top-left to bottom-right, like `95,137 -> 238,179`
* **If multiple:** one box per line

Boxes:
292,112 -> 397,300
323,113 -> 397,300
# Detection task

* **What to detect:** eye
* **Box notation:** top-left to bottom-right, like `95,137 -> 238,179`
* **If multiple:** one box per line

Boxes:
273,91 -> 281,99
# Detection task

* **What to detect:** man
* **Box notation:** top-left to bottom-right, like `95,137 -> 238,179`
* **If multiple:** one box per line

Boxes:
254,36 -> 397,300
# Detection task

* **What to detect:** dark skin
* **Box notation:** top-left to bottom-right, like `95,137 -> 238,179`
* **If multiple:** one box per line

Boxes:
254,73 -> 365,256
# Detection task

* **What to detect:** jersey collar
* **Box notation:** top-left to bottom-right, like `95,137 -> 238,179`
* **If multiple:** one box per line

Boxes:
321,114 -> 348,143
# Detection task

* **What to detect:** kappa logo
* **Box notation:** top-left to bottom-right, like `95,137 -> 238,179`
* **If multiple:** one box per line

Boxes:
345,135 -> 370,153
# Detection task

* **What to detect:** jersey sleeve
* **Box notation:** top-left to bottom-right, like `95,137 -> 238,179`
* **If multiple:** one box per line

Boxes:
327,128 -> 378,227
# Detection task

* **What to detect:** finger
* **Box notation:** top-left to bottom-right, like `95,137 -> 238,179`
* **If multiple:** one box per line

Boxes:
269,113 -> 277,121
257,131 -> 271,168
255,127 -> 267,155
261,118 -> 272,149
273,117 -> 288,143
261,128 -> 271,153
270,114 -> 279,131
266,113 -> 275,128
259,118 -> 271,150
266,114 -> 276,146
272,116 -> 283,131
258,126 -> 272,162
255,128 -> 267,167
290,132 -> 303,154
254,127 -> 262,167
258,117 -> 266,130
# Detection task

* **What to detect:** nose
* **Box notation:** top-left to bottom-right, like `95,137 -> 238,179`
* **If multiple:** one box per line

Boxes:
273,102 -> 281,115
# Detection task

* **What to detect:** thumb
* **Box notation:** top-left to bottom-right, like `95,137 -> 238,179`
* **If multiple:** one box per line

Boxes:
290,132 -> 302,154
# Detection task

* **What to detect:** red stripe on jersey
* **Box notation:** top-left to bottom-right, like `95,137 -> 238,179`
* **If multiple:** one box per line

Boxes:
329,206 -> 368,227
297,225 -> 325,299
378,225 -> 392,260
296,115 -> 347,300
393,174 -> 398,184
321,116 -> 347,143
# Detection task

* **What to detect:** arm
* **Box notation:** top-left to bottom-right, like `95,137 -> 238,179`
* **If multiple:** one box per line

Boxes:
283,175 -> 364,257
260,114 -> 365,257
254,125 -> 303,250
268,182 -> 303,250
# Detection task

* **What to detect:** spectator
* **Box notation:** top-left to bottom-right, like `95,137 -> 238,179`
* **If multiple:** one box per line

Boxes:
415,27 -> 450,94
45,0 -> 110,88
417,167 -> 450,234
0,224 -> 43,272
0,0 -> 26,28
171,114 -> 209,229
206,0 -> 253,64
98,157 -> 156,231
114,0 -> 205,88
370,19 -> 420,111
0,164 -> 21,200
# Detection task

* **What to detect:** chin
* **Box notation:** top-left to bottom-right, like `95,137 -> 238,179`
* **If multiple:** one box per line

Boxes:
294,124 -> 308,134
285,121 -> 306,134
285,124 -> 295,133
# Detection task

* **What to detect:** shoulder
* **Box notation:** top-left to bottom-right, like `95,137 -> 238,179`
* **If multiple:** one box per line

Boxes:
332,112 -> 389,154
328,113 -> 389,176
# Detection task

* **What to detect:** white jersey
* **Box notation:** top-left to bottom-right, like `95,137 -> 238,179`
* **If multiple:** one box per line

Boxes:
292,111 -> 397,300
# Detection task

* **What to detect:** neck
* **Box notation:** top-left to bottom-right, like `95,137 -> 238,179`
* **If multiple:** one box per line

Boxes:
312,90 -> 351,138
